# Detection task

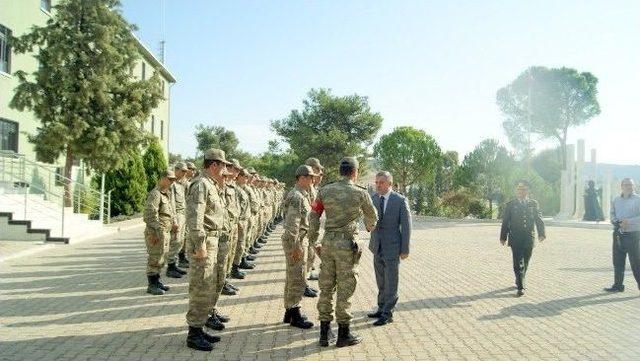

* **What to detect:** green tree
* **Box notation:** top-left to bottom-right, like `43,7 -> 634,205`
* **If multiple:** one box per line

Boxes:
168,152 -> 183,164
142,138 -> 167,191
194,124 -> 240,157
103,152 -> 148,217
497,66 -> 600,168
272,88 -> 383,180
373,126 -> 442,194
9,0 -> 163,205
248,140 -> 299,186
454,139 -> 514,217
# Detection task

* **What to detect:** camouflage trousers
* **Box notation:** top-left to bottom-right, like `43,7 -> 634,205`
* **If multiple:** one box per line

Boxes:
225,226 -> 239,275
234,220 -> 248,265
306,238 -> 316,274
283,236 -> 308,309
145,226 -> 170,276
317,232 -> 361,324
210,235 -> 231,310
186,235 -> 219,327
245,217 -> 256,250
167,212 -> 186,264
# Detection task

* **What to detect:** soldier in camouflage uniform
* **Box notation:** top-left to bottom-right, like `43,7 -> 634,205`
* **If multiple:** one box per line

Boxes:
500,180 -> 546,297
166,162 -> 189,279
231,168 -> 253,279
143,170 -> 177,295
304,157 -> 324,292
310,157 -> 377,347
281,165 -> 319,329
184,149 -> 230,351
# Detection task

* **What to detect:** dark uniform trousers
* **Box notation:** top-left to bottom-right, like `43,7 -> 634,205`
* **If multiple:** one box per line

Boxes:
612,231 -> 640,288
510,236 -> 533,290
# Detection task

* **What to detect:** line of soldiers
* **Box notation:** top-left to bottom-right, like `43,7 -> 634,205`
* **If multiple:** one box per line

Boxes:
142,149 -> 286,351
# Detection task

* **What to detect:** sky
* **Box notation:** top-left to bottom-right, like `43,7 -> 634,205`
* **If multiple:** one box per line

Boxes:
121,0 -> 640,165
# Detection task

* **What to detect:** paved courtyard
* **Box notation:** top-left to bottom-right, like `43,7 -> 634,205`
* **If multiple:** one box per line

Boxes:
1,220 -> 639,361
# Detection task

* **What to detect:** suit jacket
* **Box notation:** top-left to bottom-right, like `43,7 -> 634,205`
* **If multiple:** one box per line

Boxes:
369,190 -> 412,259
500,198 -> 546,247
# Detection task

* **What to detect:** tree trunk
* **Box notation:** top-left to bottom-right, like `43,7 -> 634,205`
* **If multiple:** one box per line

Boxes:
63,146 -> 74,207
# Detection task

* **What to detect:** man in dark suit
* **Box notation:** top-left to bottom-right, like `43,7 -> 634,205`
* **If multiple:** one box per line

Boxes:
367,171 -> 412,326
500,180 -> 546,297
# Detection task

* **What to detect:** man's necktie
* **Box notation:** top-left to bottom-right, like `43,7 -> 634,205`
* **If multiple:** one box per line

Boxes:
379,196 -> 385,223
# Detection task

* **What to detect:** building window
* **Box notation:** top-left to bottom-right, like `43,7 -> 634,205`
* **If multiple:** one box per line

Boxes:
0,24 -> 11,74
141,62 -> 146,80
0,118 -> 19,152
41,0 -> 52,12
160,120 -> 164,140
151,115 -> 155,134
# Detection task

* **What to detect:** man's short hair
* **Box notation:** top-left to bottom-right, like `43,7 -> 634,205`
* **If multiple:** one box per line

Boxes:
375,171 -> 393,184
515,179 -> 531,188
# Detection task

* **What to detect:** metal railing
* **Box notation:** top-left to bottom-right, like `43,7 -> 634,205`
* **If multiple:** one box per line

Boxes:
0,151 -> 110,237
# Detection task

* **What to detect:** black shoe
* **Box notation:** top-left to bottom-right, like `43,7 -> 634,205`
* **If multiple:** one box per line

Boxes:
336,323 -> 361,347
166,263 -> 184,279
289,307 -> 314,329
283,308 -> 293,324
213,309 -> 230,323
205,315 -> 225,331
226,282 -> 239,292
239,258 -> 255,270
230,265 -> 246,279
516,289 -> 525,297
253,242 -> 264,249
246,254 -> 257,261
373,315 -> 393,326
178,252 -> 190,268
201,329 -> 221,343
146,275 -> 165,295
248,247 -> 259,255
367,310 -> 382,318
156,277 -> 170,292
604,285 -> 625,292
304,286 -> 317,298
222,283 -> 237,296
319,321 -> 336,347
308,286 -> 318,293
258,237 -> 267,244
186,327 -> 213,351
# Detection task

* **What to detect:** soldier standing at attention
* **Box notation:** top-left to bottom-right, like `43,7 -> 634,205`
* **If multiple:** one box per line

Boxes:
311,157 -> 377,347
231,168 -> 252,279
281,165 -> 319,329
166,162 -> 189,278
184,149 -> 230,351
143,170 -> 177,295
305,158 -> 324,290
500,180 -> 546,297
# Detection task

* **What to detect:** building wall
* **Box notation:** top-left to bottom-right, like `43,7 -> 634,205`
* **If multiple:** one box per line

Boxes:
0,0 -> 173,165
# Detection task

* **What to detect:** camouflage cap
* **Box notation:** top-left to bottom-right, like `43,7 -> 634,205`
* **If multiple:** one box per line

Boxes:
204,148 -> 232,164
238,168 -> 250,177
162,170 -> 177,180
174,162 -> 188,171
247,167 -> 258,174
340,157 -> 359,169
186,161 -> 196,170
305,157 -> 324,171
296,165 -> 319,177
229,158 -> 242,169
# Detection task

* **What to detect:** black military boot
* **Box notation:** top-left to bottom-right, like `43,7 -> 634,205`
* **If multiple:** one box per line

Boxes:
304,286 -> 318,298
319,321 -> 336,347
283,308 -> 293,323
178,251 -> 189,268
186,326 -> 213,351
156,276 -> 170,292
146,275 -> 164,295
289,307 -> 313,329
230,264 -> 246,279
205,314 -> 225,331
221,283 -> 237,296
246,254 -> 257,261
166,263 -> 184,278
248,246 -> 259,255
336,323 -> 361,347
226,281 -> 239,292
253,241 -> 264,249
213,309 -> 230,323
239,257 -> 255,270
201,329 -> 221,344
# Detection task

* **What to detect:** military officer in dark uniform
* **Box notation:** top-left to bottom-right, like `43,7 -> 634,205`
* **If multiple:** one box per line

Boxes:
500,180 -> 546,297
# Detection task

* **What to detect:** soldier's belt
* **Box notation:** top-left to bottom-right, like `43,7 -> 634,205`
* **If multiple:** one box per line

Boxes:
205,230 -> 221,237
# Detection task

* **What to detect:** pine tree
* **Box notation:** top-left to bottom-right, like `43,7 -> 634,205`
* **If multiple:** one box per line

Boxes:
142,138 -> 167,192
104,152 -> 148,217
9,0 -> 163,205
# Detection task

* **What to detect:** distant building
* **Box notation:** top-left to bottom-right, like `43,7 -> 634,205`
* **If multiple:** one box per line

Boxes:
0,0 -> 176,163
